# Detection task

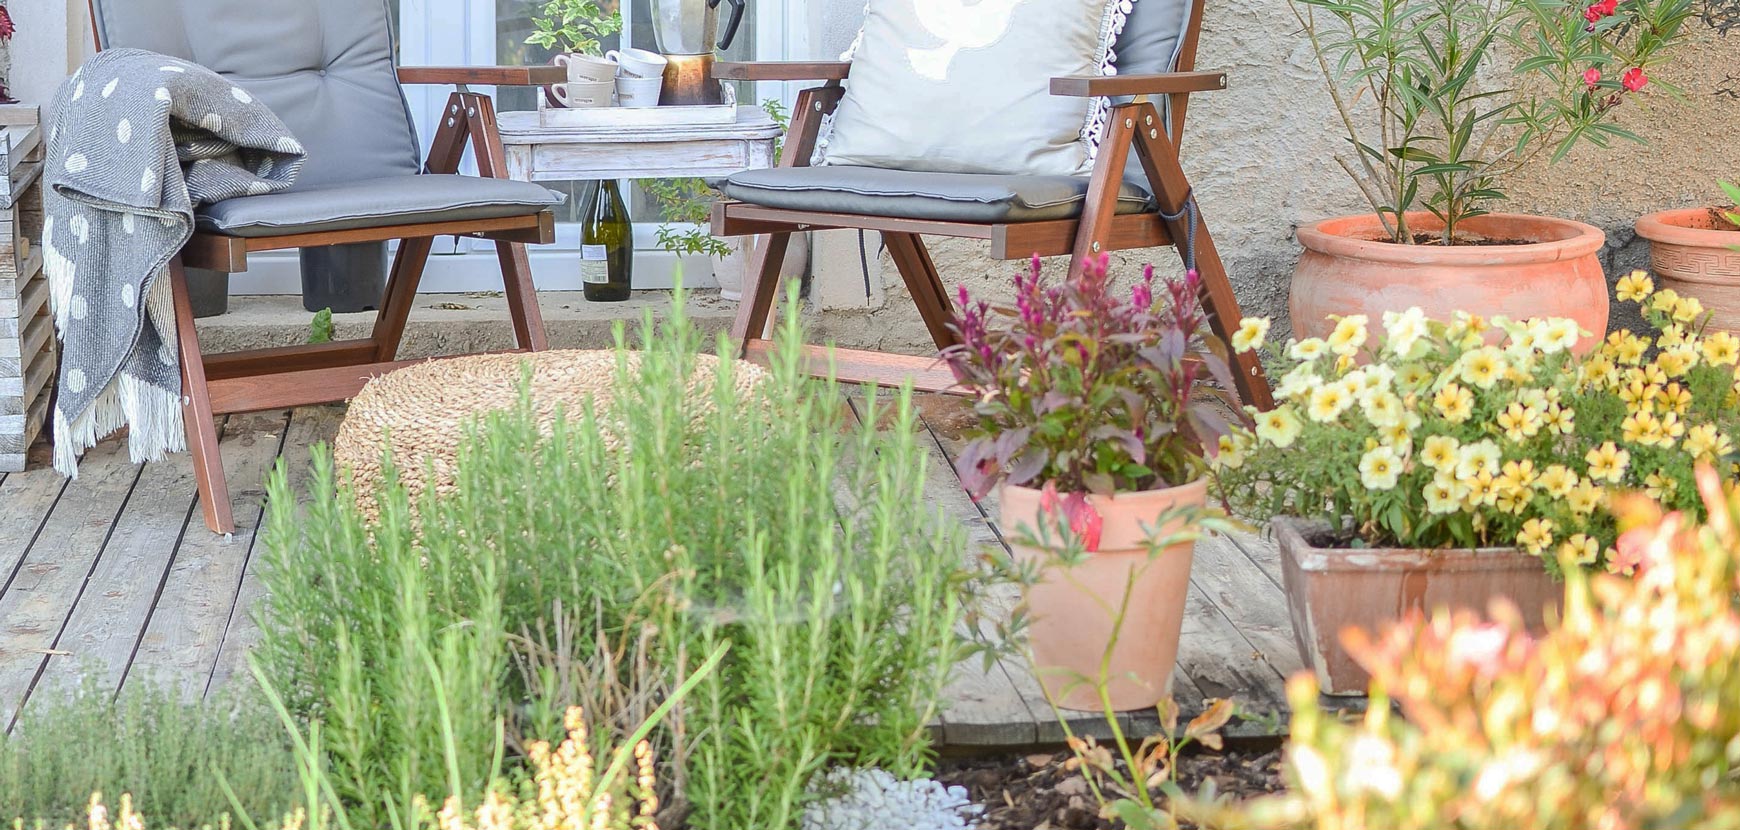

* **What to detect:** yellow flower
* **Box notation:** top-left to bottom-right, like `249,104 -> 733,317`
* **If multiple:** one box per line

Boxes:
1434,383 -> 1475,424
1581,354 -> 1619,390
1255,406 -> 1304,448
1233,317 -> 1271,353
1622,410 -> 1669,447
1566,479 -> 1605,515
1498,459 -> 1538,491
1421,435 -> 1461,473
1382,307 -> 1429,357
1536,464 -> 1578,498
1558,533 -> 1599,566
1585,442 -> 1630,483
1619,378 -> 1660,412
1655,346 -> 1696,379
1645,471 -> 1678,502
1307,384 -> 1354,423
1465,470 -> 1500,507
1656,383 -> 1692,415
1327,315 -> 1370,357
1608,332 -> 1648,365
1424,476 -> 1466,514
1517,518 -> 1555,555
1276,365 -> 1321,400
1703,331 -> 1740,367
1684,423 -> 1734,461
1380,421 -> 1414,451
1534,318 -> 1581,354
1657,323 -> 1689,350
1615,270 -> 1654,302
1457,439 -> 1503,479
1212,433 -> 1249,470
1497,402 -> 1542,443
1362,390 -> 1404,428
1458,347 -> 1506,390
1638,364 -> 1669,387
1543,403 -> 1575,436
1359,445 -> 1403,490
1672,295 -> 1705,324
1651,288 -> 1682,314
1398,363 -> 1434,389
1290,338 -> 1327,361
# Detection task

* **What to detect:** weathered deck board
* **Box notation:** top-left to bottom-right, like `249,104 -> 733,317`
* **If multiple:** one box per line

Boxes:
0,396 -> 1296,746
131,410 -> 295,698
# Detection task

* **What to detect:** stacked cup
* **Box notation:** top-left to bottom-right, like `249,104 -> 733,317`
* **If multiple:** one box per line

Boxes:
607,48 -> 668,108
550,53 -> 617,109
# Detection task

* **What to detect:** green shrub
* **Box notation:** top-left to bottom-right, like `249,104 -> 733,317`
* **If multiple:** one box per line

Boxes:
0,680 -> 299,826
254,289 -> 978,829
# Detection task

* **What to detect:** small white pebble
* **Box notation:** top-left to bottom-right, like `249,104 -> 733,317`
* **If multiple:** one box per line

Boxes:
802,767 -> 982,830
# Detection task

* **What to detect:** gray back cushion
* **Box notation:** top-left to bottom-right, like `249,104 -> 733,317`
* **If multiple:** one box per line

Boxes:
1110,0 -> 1194,181
91,0 -> 422,190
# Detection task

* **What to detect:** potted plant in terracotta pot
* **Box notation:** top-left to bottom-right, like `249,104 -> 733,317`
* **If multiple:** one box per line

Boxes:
1215,276 -> 1740,695
1286,0 -> 1692,341
1636,181 -> 1740,334
945,255 -> 1245,712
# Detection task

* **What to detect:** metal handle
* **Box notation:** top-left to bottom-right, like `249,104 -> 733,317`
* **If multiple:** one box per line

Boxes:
712,0 -> 747,51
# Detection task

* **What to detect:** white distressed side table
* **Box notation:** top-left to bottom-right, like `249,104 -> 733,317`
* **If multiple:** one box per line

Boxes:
496,105 -> 781,184
0,122 -> 50,472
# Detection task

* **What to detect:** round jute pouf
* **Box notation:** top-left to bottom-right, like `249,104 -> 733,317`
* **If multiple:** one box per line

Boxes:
333,350 -> 767,522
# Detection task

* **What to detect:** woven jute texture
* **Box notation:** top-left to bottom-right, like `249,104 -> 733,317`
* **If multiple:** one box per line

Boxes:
334,349 -> 767,522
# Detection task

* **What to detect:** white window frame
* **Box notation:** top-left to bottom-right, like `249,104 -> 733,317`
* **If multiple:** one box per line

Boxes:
231,0 -> 797,296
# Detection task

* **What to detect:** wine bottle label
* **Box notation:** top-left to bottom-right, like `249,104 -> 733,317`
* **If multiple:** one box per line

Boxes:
581,244 -> 610,285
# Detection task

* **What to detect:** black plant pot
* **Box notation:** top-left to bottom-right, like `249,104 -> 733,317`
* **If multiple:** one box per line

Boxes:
300,241 -> 389,313
183,267 -> 230,318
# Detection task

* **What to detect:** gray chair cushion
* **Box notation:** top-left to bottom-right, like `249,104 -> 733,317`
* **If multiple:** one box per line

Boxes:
91,0 -> 421,190
1111,0 -> 1194,181
721,166 -> 1153,224
197,175 -> 563,237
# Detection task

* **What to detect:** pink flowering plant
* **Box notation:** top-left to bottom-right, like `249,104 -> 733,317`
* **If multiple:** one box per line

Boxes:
944,256 -> 1244,509
1290,0 -> 1693,244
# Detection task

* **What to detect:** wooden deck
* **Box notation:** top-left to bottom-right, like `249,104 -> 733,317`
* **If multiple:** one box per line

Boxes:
0,396 -> 1296,746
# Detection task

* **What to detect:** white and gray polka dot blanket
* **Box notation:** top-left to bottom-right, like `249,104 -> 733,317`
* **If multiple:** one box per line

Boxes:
43,49 -> 305,477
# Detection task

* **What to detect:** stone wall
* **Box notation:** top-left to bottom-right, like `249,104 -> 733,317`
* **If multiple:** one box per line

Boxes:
810,1 -> 1740,354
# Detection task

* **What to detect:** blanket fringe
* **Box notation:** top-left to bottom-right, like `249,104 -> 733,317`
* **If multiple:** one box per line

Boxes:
52,374 -> 187,477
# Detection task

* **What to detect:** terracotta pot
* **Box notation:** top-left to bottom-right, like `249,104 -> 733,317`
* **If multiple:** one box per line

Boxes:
1274,517 -> 1563,696
1001,478 -> 1207,712
1291,212 -> 1608,348
1635,207 -> 1740,335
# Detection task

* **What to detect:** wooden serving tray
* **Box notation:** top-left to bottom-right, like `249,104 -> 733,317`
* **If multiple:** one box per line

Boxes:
537,84 -> 739,130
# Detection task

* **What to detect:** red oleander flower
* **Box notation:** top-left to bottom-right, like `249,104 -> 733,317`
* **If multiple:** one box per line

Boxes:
1622,67 -> 1648,92
1584,67 -> 1602,88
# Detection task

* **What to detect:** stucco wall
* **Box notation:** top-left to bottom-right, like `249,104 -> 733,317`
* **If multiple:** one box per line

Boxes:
810,2 -> 1740,354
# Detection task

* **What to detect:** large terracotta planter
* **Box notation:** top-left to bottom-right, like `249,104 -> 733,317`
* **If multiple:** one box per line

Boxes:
1001,478 -> 1207,712
1292,212 -> 1608,346
1274,518 -> 1563,696
1635,207 -> 1740,335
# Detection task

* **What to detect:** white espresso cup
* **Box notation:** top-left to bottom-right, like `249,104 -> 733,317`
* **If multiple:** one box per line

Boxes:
615,75 -> 664,108
551,79 -> 615,108
554,52 -> 617,83
605,47 -> 669,80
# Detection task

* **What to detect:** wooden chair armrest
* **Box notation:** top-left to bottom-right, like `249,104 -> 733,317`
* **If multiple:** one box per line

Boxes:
715,61 -> 851,81
398,65 -> 567,86
1049,71 -> 1228,98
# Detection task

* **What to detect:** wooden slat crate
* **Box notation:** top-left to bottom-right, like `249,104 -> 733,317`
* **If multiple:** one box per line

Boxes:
0,122 -> 53,472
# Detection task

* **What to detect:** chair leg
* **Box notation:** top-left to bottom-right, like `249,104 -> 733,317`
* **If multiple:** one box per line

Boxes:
885,232 -> 961,352
370,236 -> 435,363
1127,103 -> 1275,411
496,241 -> 548,351
731,233 -> 793,346
169,257 -> 235,534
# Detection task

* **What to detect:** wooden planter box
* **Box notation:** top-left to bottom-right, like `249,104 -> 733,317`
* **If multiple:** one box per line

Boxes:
0,121 -> 51,472
1274,517 -> 1563,696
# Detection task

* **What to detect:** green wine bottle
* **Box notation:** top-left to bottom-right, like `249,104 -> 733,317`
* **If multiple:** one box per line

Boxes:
580,180 -> 632,302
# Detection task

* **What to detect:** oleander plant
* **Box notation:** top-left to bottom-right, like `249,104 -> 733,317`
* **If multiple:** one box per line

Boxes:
1215,271 -> 1740,571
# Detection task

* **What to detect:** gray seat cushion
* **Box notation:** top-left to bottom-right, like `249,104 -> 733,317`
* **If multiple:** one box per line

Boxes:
720,166 -> 1153,223
197,175 -> 563,237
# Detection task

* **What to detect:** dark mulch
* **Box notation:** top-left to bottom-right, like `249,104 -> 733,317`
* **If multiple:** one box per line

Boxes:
937,744 -> 1285,830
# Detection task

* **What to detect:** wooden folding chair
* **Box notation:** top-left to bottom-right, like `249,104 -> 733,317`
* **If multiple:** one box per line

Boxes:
710,0 -> 1272,411
89,0 -> 565,533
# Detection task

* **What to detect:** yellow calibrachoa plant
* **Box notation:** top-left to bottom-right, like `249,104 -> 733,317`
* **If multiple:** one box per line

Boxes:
1213,272 -> 1740,571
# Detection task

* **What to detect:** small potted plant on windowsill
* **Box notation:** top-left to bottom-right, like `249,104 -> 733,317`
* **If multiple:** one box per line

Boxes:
1636,181 -> 1740,334
945,255 -> 1245,712
1287,0 -> 1692,341
1216,275 -> 1740,694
